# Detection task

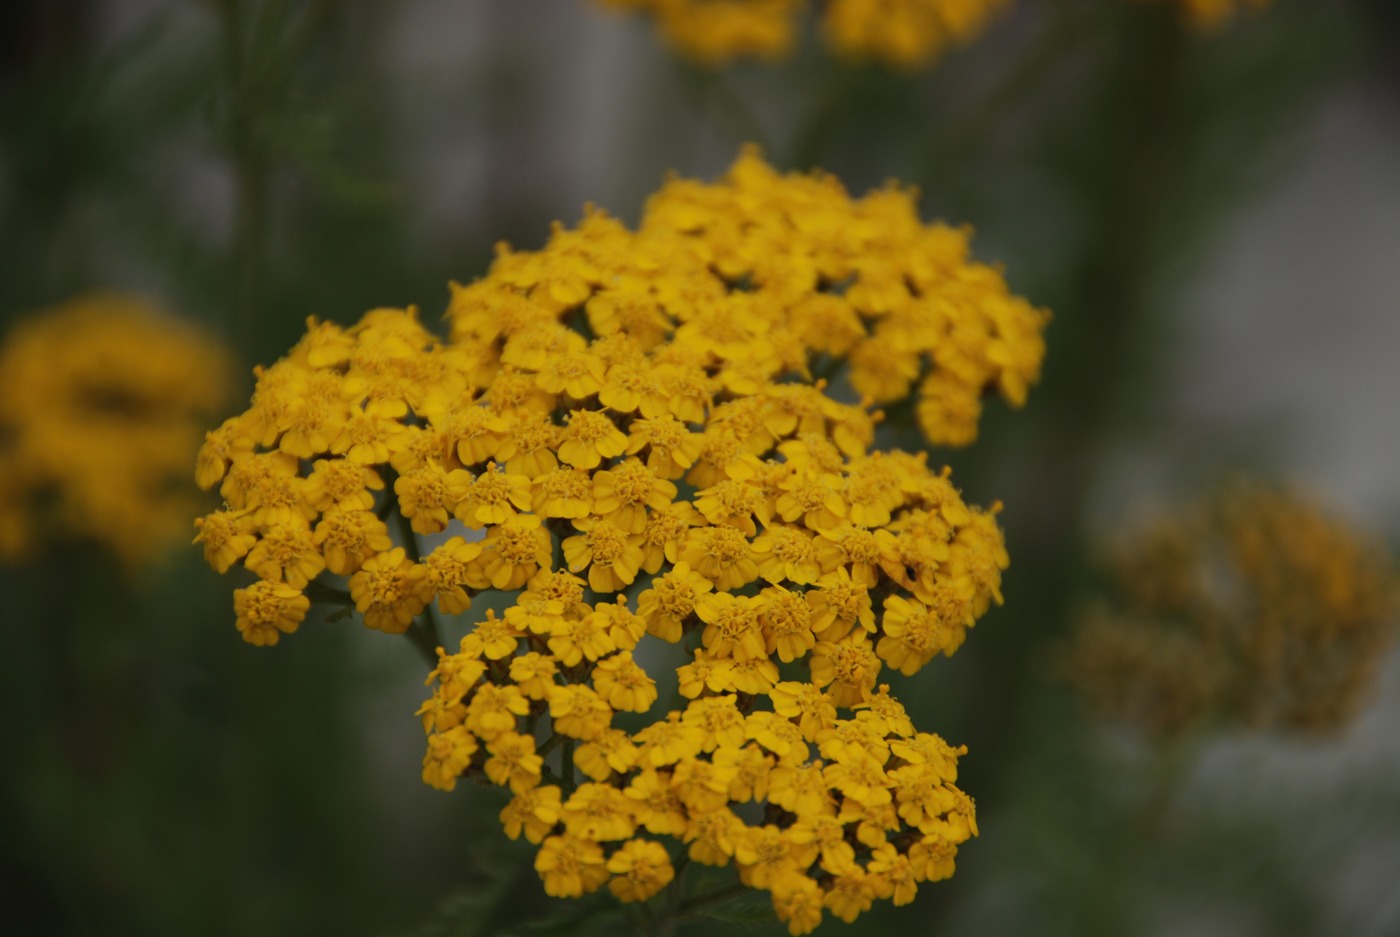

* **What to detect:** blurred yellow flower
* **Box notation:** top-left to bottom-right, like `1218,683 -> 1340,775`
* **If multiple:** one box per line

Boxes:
1168,0 -> 1271,31
194,148 -> 1048,926
1058,480 -> 1398,738
0,292 -> 232,567
595,0 -> 1007,69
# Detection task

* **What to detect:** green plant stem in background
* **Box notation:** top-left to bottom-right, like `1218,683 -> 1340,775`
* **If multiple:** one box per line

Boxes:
677,881 -> 749,920
392,504 -> 443,666
671,63 -> 773,153
917,1 -> 1101,193
213,0 -> 343,363
215,0 -> 269,361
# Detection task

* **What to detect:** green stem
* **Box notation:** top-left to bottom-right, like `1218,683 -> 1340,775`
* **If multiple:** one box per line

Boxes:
403,622 -> 440,669
811,353 -> 844,385
917,2 -> 1097,192
215,0 -> 270,362
646,851 -> 691,937
305,580 -> 353,605
672,62 -> 772,152
393,505 -> 444,664
561,740 -> 575,790
548,517 -> 567,574
677,882 -> 748,919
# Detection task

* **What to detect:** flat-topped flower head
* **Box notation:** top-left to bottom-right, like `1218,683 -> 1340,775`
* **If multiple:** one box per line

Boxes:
193,149 -> 1045,927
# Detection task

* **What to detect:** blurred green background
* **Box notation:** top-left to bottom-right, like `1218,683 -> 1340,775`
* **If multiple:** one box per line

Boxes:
4,1 -> 1400,935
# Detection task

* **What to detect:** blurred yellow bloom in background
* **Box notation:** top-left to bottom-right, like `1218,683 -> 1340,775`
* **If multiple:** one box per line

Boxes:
0,292 -> 232,568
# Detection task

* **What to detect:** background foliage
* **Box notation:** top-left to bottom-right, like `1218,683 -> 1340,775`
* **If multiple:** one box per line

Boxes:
3,1 -> 1399,934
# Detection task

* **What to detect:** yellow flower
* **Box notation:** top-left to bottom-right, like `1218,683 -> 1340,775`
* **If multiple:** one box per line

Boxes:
807,568 -> 875,642
770,871 -> 824,936
676,652 -> 735,699
562,783 -> 638,841
671,756 -> 738,813
1175,0 -> 1271,31
563,518 -> 645,593
449,463 -> 533,528
606,839 -> 674,902
625,767 -> 690,836
680,695 -> 748,751
867,842 -> 919,906
760,586 -> 817,662
877,594 -> 960,676
534,834 -> 610,898
823,867 -> 877,922
626,413 -> 702,478
531,466 -> 594,519
637,561 -> 712,642
484,731 -> 544,792
547,685 -> 614,741
200,148 -> 1031,922
633,714 -> 705,767
233,580 -> 310,647
593,458 -> 677,533
420,536 -> 484,614
314,509 -> 392,576
465,683 -> 530,740
822,0 -> 1008,70
696,593 -> 767,661
500,785 -> 562,844
639,500 -> 699,573
592,651 -> 659,712
769,682 -> 837,739
683,806 -> 743,866
734,825 -> 802,890
458,609 -> 522,660
421,725 -> 478,791
193,510 -> 256,574
302,458 -> 382,513
547,611 -> 616,666
1058,480 -> 1397,737
681,525 -> 758,591
244,522 -> 326,587
0,292 -> 235,566
574,728 -> 640,781
809,634 -> 883,707
479,514 -> 551,590
558,409 -> 629,469
349,547 -> 431,634
508,651 -> 560,700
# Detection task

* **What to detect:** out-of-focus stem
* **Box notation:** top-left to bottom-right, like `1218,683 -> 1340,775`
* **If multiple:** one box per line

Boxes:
393,504 -> 443,665
677,882 -> 748,918
672,62 -> 772,152
918,2 -> 1102,192
215,0 -> 269,362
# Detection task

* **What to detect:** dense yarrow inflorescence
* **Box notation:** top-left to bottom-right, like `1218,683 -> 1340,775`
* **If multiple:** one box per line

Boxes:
0,292 -> 232,566
195,149 -> 1045,932
454,146 -> 1047,449
1058,481 -> 1398,739
594,0 -> 1009,69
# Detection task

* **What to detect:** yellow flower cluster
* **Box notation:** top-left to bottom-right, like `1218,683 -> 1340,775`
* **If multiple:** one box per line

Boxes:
1058,482 -> 1398,738
0,292 -> 232,567
195,149 -> 1034,929
457,146 -> 1046,448
595,0 -> 1009,69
